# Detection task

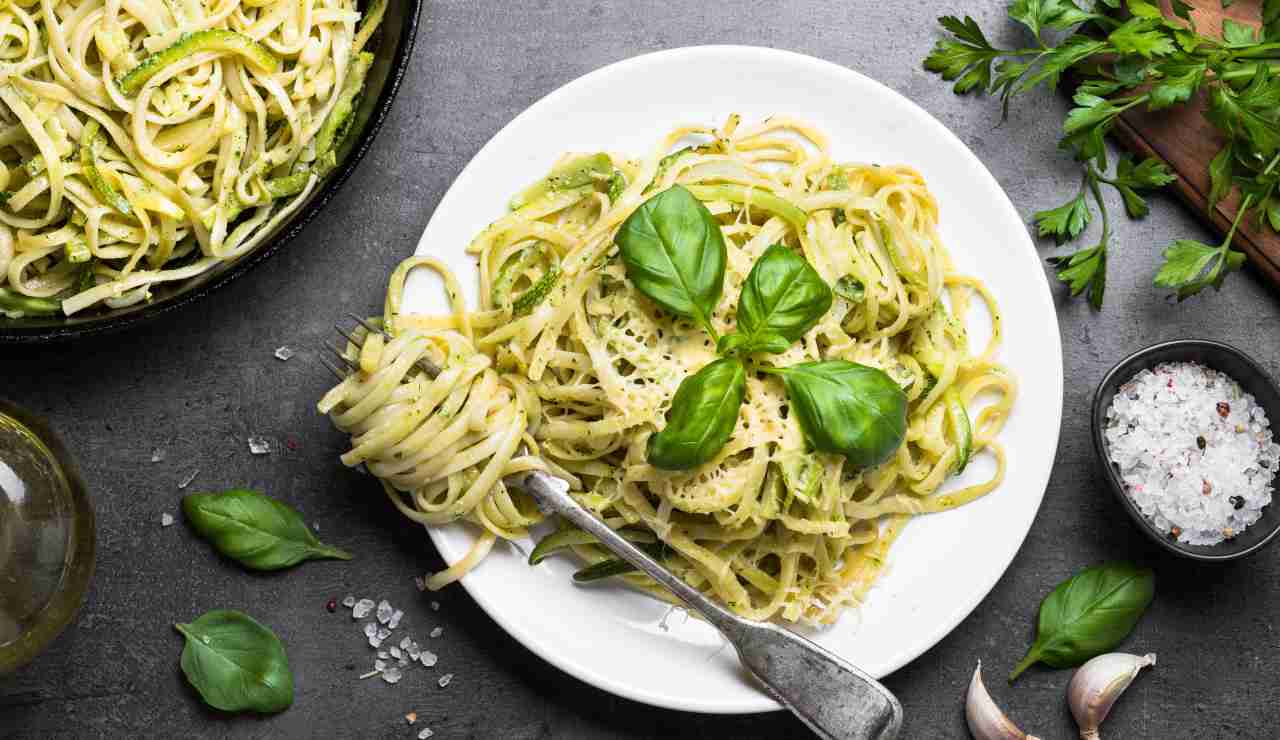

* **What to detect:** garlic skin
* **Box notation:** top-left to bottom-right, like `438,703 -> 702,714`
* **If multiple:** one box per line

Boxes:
1068,652 -> 1157,740
966,662 -> 1042,740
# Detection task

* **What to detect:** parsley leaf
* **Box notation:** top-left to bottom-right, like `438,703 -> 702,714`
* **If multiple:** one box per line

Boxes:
1034,192 -> 1092,242
1147,58 -> 1207,110
1048,244 -> 1107,309
1108,18 -> 1176,58
924,16 -> 1004,94
1209,143 -> 1235,212
1265,0 -> 1280,41
1223,19 -> 1259,47
1154,240 -> 1246,299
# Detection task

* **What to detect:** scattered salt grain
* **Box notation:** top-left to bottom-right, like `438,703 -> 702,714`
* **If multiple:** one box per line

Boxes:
375,659 -> 387,672
364,622 -> 378,639
151,448 -> 165,463
342,595 -> 356,608
376,599 -> 393,624
437,673 -> 453,688
274,346 -> 295,361
381,666 -> 403,684
390,646 -> 402,660
1105,361 -> 1280,545
376,626 -> 391,641
430,601 -> 440,612
388,609 -> 404,629
399,636 -> 412,651
178,469 -> 199,489
418,728 -> 434,739
407,643 -> 421,660
378,650 -> 389,660
420,650 -> 437,667
247,436 -> 271,455
429,627 -> 443,638
353,599 -> 376,619
160,513 -> 174,527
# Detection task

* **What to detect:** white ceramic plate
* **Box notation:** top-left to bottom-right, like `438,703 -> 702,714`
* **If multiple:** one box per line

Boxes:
402,46 -> 1063,714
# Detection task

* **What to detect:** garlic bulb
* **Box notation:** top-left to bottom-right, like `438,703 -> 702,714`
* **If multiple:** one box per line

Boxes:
1067,652 -> 1156,739
966,662 -> 1041,740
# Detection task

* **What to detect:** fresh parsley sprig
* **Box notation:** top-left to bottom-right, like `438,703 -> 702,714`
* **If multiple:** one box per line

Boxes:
925,0 -> 1280,306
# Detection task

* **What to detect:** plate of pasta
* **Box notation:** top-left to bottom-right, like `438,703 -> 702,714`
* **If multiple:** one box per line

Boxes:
320,45 -> 1063,713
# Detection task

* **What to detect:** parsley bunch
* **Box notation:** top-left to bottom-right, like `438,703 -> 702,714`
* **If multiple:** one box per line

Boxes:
925,0 -> 1280,307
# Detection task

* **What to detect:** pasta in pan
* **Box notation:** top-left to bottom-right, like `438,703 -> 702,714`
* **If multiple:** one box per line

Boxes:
320,116 -> 1016,625
0,0 -> 384,316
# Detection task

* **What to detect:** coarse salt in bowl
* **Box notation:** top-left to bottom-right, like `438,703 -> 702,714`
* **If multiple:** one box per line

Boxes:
1092,340 -> 1280,561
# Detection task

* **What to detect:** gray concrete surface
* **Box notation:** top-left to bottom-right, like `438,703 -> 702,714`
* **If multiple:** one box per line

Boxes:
3,1 -> 1279,737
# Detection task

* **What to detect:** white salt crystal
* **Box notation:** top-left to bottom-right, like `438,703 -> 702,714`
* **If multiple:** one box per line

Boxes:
376,626 -> 391,641
407,643 -> 421,660
374,659 -> 387,672
430,601 -> 440,611
399,656 -> 409,667
1105,361 -> 1280,546
247,436 -> 270,455
353,599 -> 376,619
398,636 -> 412,651
363,622 -> 378,639
418,728 -> 434,739
388,609 -> 403,629
437,673 -> 453,688
274,346 -> 295,361
377,650 -> 389,660
390,646 -> 402,660
160,513 -> 174,527
368,635 -> 383,649
376,599 -> 393,624
420,650 -> 437,667
151,448 -> 165,463
429,626 -> 443,638
178,469 -> 199,489
381,666 -> 403,684
342,595 -> 356,608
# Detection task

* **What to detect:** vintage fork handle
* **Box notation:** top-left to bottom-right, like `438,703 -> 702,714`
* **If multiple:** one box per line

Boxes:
519,471 -> 903,740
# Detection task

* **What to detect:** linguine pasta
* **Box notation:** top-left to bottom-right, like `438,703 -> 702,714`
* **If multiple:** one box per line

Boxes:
320,116 -> 1017,625
0,0 -> 384,316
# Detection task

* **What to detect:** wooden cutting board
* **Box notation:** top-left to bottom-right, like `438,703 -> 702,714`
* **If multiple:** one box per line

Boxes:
1108,0 -> 1280,285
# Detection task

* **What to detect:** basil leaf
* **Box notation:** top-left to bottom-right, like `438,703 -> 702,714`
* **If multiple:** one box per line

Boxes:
616,185 -> 727,337
183,488 -> 352,571
720,244 -> 832,356
771,360 -> 907,468
647,357 -> 746,470
1010,562 -> 1155,680
175,610 -> 293,714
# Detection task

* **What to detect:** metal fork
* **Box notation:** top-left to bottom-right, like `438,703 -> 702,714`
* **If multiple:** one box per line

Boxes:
324,319 -> 903,740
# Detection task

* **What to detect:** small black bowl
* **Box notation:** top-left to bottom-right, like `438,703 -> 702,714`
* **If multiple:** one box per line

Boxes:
1092,339 -> 1280,561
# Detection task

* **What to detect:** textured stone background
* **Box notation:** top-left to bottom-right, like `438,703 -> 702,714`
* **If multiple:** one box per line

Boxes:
3,1 -> 1279,737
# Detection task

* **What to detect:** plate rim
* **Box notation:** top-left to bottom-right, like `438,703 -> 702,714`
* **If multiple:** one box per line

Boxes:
415,44 -> 1064,714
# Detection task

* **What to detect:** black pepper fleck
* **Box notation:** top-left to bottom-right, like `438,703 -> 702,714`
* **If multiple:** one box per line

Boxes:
1231,496 -> 1245,510
1197,436 -> 1206,450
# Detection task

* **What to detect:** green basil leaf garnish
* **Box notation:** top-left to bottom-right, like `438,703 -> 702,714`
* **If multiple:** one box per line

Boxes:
616,185 -> 727,340
175,609 -> 293,714
719,244 -> 832,356
647,357 -> 746,470
1010,562 -> 1155,681
768,360 -> 906,468
183,488 -> 352,571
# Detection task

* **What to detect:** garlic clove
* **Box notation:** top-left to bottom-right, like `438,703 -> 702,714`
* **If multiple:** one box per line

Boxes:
1067,652 -> 1156,740
966,662 -> 1042,740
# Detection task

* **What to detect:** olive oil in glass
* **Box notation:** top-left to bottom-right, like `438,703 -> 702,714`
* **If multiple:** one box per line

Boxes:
0,400 -> 95,672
